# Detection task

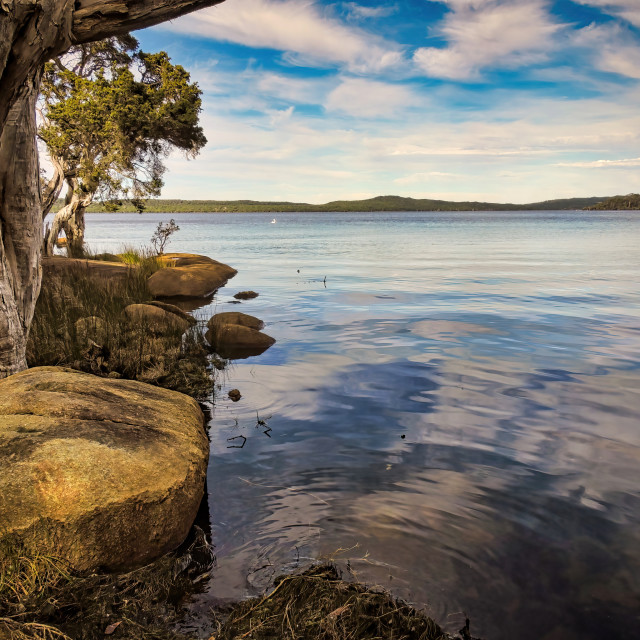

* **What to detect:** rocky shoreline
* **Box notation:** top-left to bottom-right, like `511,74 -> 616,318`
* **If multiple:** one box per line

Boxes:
0,252 -> 473,640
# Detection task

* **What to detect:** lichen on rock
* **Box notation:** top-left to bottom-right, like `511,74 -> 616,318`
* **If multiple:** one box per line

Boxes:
0,366 -> 208,572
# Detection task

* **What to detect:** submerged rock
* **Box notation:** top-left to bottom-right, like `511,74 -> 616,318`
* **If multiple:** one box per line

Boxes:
0,367 -> 208,572
124,303 -> 190,334
233,290 -> 259,300
148,253 -> 237,299
206,323 -> 275,359
207,311 -> 264,332
228,389 -> 242,402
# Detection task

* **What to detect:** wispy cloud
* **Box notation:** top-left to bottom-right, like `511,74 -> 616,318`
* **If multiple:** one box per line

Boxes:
573,23 -> 640,79
413,0 -> 563,80
325,77 -> 419,117
394,171 -> 462,184
343,3 -> 397,19
556,157 -> 640,168
165,0 -> 403,73
574,0 -> 640,28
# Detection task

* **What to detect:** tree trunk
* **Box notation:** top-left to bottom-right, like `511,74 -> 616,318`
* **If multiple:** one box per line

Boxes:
41,154 -> 66,220
0,0 -> 225,376
64,205 -> 87,257
44,181 -> 91,257
0,71 -> 42,377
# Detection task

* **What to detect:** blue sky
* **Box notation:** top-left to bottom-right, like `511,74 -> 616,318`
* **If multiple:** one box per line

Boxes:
134,0 -> 640,203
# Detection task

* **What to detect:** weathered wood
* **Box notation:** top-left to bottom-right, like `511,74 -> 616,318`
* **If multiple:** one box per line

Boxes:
0,71 -> 41,376
0,0 -> 226,375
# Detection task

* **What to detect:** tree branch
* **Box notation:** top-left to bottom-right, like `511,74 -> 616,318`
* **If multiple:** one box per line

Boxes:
71,0 -> 226,44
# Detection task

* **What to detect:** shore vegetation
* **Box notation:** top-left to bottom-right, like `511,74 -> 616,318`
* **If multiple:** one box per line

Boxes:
586,193 -> 640,210
26,247 -> 213,400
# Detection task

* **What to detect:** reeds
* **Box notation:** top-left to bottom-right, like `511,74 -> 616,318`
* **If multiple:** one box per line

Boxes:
26,248 -> 213,400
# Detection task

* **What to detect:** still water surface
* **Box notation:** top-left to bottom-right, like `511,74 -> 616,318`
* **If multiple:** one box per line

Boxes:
86,211 -> 640,640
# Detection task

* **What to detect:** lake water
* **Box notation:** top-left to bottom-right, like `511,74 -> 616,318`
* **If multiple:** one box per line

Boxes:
84,211 -> 640,640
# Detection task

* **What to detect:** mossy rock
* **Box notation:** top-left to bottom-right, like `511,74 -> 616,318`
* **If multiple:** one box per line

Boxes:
0,367 -> 208,572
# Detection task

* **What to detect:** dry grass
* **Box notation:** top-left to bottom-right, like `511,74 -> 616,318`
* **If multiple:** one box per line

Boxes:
214,565 -> 455,640
0,532 -> 213,640
26,252 -> 213,400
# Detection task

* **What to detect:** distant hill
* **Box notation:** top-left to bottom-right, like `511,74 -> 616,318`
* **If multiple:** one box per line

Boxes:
53,194 -> 608,214
586,194 -> 640,210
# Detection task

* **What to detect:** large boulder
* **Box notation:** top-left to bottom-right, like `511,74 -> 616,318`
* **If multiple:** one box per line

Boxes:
207,311 -> 264,332
206,323 -> 275,360
124,303 -> 191,334
0,367 -> 208,572
148,253 -> 237,299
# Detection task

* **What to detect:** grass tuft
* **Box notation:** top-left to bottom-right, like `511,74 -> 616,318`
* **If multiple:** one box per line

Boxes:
0,532 -> 214,640
214,564 -> 454,640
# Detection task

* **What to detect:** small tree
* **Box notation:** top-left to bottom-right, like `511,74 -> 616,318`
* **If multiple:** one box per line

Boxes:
39,35 -> 206,256
151,219 -> 180,254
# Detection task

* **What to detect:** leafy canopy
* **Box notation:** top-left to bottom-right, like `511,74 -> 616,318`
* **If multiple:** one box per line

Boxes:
39,35 -> 206,210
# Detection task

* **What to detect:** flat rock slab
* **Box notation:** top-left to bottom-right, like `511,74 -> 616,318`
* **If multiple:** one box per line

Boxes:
43,257 -> 133,282
0,367 -> 208,572
148,254 -> 237,299
207,311 -> 264,332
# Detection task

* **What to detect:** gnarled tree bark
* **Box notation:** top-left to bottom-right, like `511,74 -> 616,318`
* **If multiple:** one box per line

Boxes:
0,0 -> 224,376
0,71 -> 41,375
44,177 -> 92,256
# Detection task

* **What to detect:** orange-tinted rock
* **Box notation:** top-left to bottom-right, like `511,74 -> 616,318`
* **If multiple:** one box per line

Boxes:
0,367 -> 208,572
207,311 -> 264,332
148,254 -> 237,299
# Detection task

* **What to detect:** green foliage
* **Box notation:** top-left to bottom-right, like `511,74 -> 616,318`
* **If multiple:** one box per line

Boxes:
39,36 -> 206,210
586,193 -> 640,210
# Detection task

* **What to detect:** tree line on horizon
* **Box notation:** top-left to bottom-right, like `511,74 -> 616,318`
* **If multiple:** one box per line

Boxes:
51,193 -> 632,213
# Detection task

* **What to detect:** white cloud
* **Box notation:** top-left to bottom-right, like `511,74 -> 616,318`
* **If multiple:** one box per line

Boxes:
413,0 -> 563,80
394,171 -> 462,184
556,157 -> 640,168
255,72 -> 328,103
574,0 -> 640,27
166,0 -> 403,73
325,77 -> 419,117
343,3 -> 397,19
154,83 -> 640,203
573,23 -> 640,79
